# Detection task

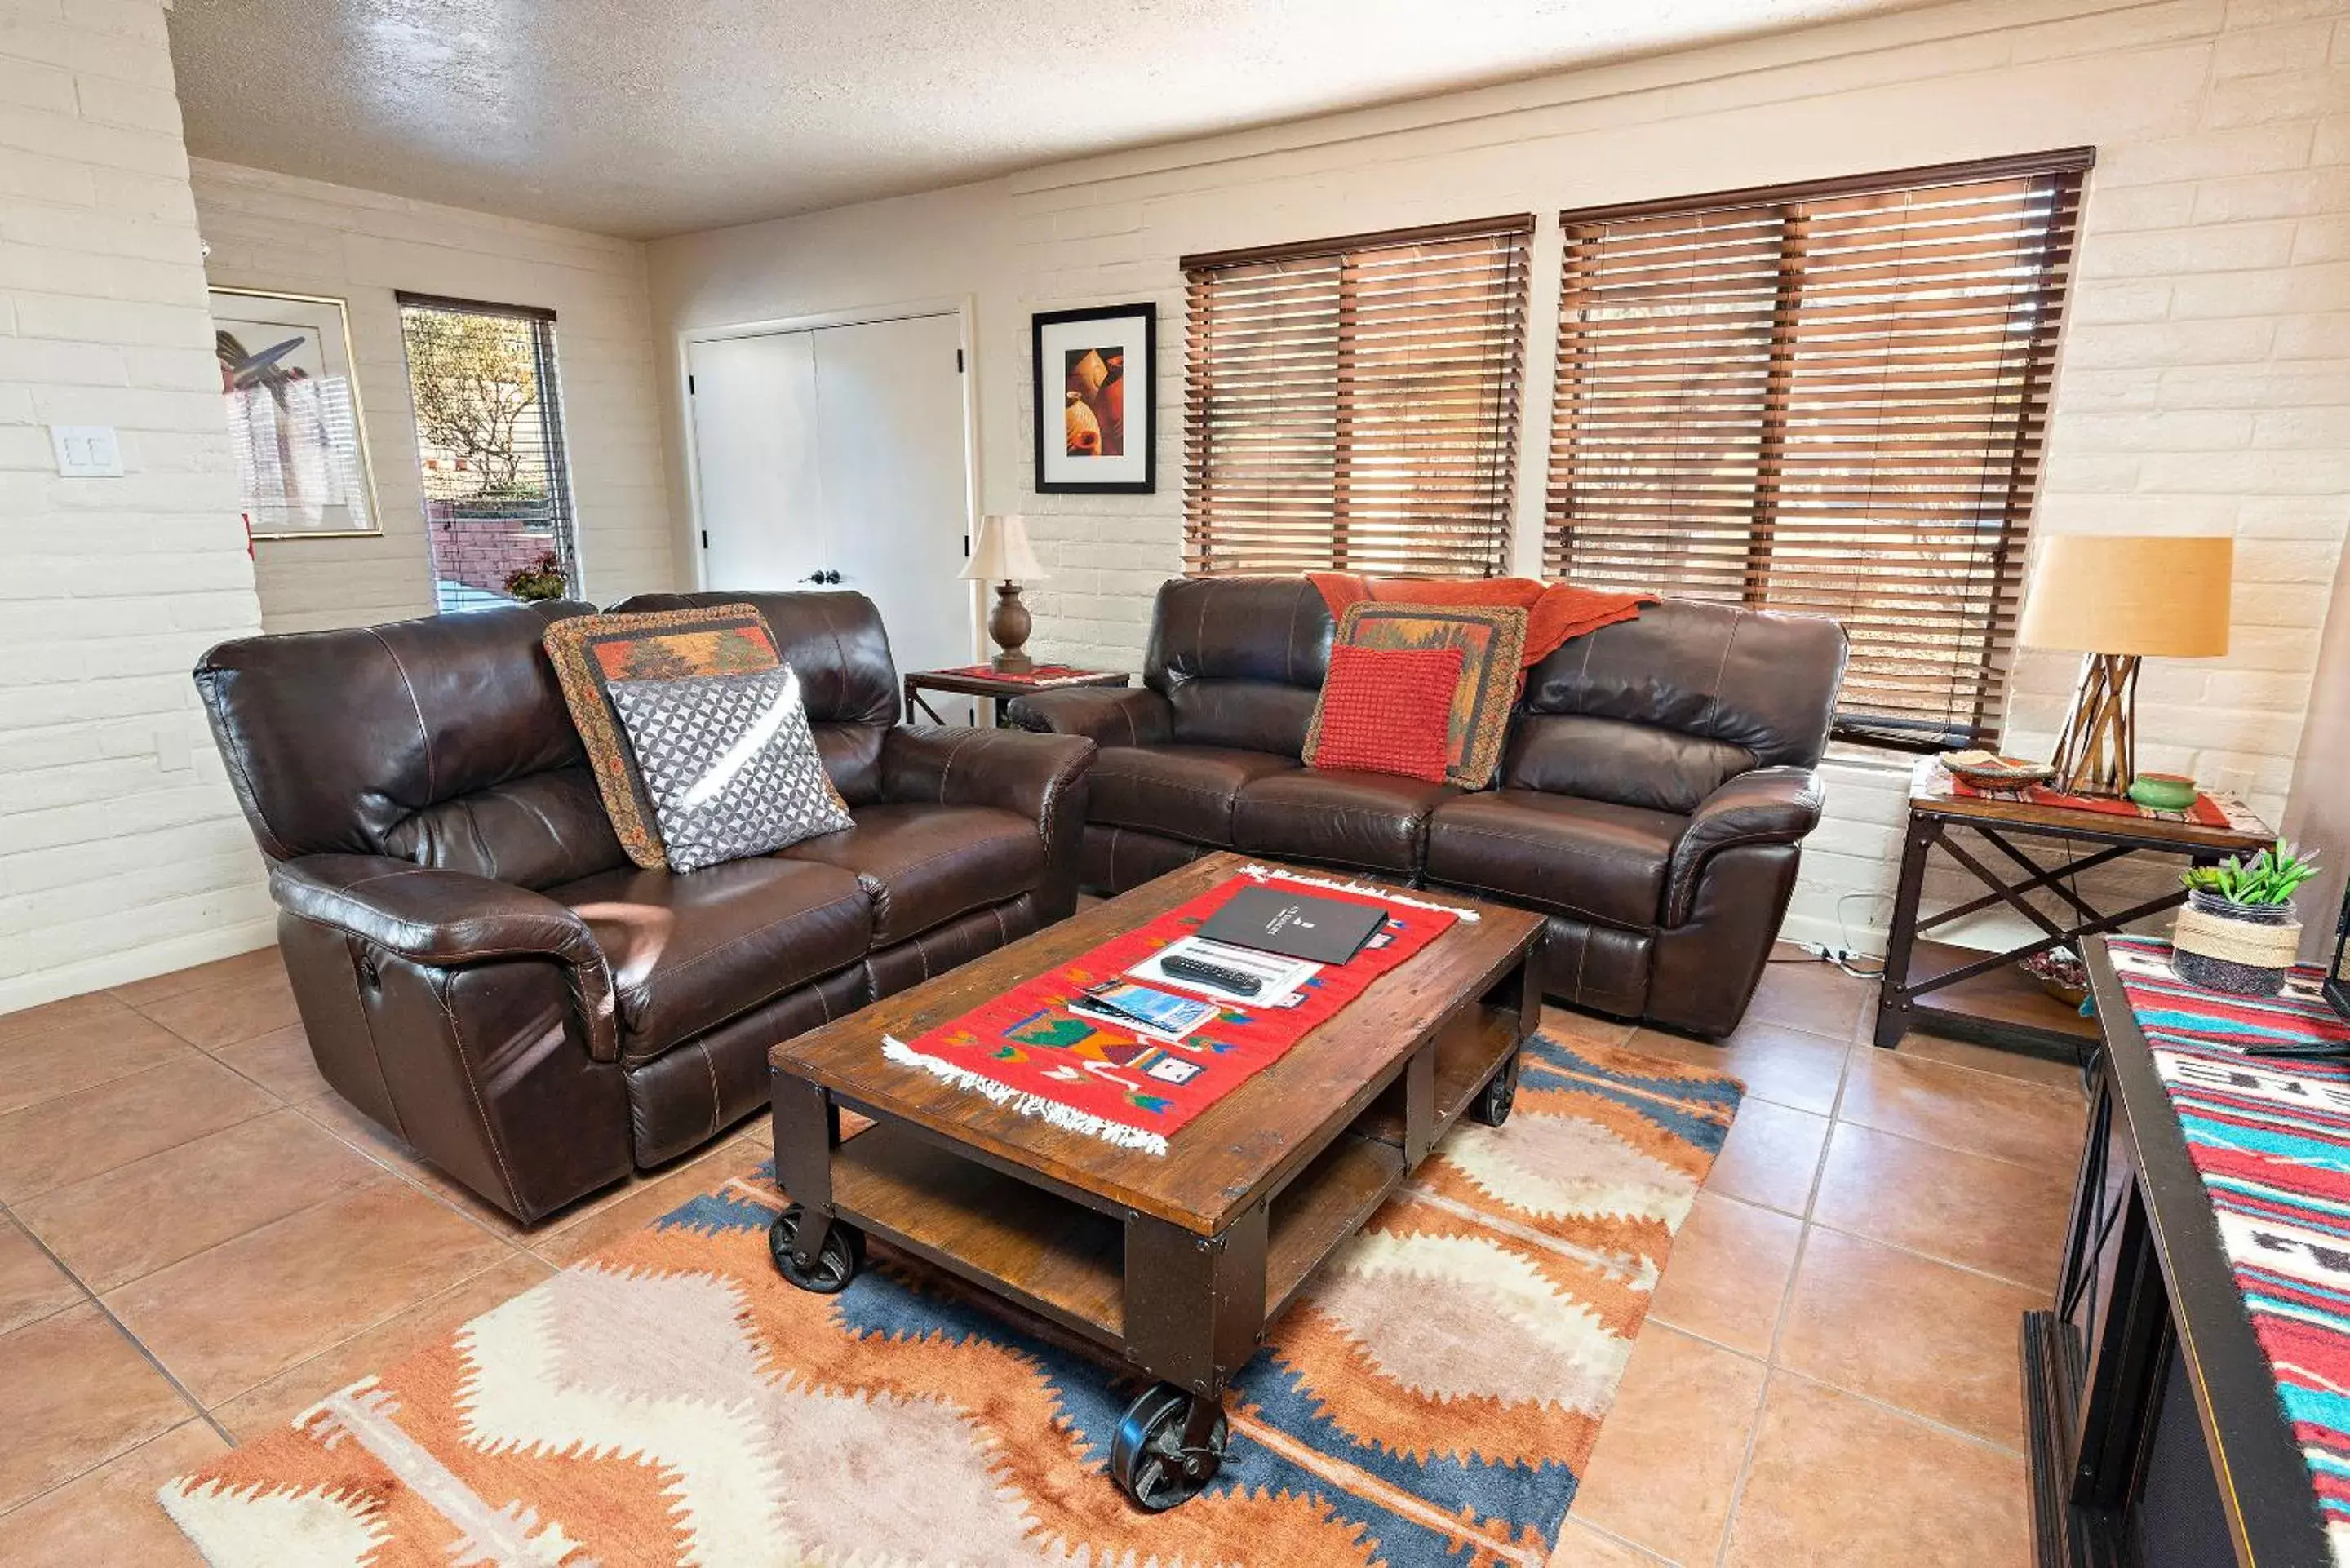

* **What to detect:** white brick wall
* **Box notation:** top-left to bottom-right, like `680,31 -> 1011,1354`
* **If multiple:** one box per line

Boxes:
190,160 -> 676,631
650,0 -> 2350,954
0,0 -> 271,1013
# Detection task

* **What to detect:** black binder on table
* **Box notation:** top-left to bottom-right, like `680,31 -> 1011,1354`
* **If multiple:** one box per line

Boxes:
1195,886 -> 1387,966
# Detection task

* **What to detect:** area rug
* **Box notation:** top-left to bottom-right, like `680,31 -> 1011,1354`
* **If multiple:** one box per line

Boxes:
159,1032 -> 1741,1566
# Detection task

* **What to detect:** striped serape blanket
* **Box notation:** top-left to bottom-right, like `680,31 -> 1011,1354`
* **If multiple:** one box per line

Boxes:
2110,935 -> 2350,1565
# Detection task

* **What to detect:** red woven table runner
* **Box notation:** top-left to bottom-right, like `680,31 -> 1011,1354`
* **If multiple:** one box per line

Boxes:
929,663 -> 1119,686
1947,775 -> 2231,827
881,867 -> 1465,1155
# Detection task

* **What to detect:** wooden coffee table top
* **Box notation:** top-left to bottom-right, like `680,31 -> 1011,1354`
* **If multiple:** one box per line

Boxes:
772,853 -> 1541,1235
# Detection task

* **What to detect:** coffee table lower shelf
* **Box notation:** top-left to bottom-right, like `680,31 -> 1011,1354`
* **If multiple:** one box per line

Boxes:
765,992 -> 1530,1512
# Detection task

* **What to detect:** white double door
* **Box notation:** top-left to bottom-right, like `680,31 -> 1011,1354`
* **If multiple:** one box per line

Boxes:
687,312 -> 976,680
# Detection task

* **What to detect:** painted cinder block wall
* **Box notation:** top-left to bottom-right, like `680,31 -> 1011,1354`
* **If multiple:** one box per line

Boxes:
188,158 -> 678,633
649,0 -> 2350,953
0,0 -> 272,1014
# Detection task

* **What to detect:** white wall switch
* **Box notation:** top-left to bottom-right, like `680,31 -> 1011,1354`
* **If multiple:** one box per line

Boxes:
51,425 -> 123,477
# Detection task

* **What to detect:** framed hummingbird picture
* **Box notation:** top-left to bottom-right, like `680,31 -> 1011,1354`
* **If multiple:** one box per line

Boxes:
211,286 -> 382,538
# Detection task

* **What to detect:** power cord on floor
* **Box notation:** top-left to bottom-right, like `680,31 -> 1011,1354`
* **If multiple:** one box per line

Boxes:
1768,889 -> 1891,980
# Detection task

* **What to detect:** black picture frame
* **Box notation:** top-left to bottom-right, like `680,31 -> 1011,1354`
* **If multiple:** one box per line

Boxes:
1032,302 -> 1155,494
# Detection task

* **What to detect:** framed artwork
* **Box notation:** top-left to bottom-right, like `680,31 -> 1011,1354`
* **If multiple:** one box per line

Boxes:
211,286 -> 381,538
1033,303 -> 1155,494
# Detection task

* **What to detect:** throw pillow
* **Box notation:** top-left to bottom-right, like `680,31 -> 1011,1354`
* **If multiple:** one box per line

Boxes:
1328,601 -> 1529,790
543,604 -> 783,869
605,666 -> 854,874
1305,644 -> 1464,784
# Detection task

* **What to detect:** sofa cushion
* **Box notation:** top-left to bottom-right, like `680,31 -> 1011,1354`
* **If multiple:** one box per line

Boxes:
1325,600 -> 1528,789
780,802 -> 1044,946
1232,769 -> 1458,874
1305,644 -> 1461,785
555,857 -> 871,1061
1089,745 -> 1300,847
1426,791 -> 1687,930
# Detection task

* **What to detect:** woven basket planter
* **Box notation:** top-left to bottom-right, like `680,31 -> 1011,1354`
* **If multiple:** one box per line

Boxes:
2172,889 -> 2301,997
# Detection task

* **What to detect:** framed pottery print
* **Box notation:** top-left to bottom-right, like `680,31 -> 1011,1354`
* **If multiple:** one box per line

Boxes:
1033,303 -> 1155,494
211,286 -> 381,538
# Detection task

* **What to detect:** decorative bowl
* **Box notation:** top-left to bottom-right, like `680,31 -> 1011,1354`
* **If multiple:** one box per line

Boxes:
1940,751 -> 2058,791
2021,946 -> 2089,1008
2127,772 -> 2197,811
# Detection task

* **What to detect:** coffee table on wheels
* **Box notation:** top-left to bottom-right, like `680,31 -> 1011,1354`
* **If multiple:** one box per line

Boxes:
765,851 -> 1544,1511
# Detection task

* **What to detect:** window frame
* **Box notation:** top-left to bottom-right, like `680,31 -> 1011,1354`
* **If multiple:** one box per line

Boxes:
394,290 -> 582,613
1179,213 -> 1535,579
1544,149 -> 2094,751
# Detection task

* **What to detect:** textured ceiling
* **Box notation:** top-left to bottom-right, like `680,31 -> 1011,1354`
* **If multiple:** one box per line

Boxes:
168,0 -> 1925,240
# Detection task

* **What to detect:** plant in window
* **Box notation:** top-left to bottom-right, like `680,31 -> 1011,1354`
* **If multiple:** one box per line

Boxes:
504,550 -> 566,603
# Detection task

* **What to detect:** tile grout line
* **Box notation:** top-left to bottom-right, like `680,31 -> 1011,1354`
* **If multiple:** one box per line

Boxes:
1705,1034 -> 1851,1568
0,1194 -> 237,1475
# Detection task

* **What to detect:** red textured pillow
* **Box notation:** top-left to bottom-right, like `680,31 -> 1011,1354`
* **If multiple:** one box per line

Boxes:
1306,644 -> 1465,784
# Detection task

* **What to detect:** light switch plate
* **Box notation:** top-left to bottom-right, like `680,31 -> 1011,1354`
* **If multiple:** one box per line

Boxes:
51,425 -> 123,477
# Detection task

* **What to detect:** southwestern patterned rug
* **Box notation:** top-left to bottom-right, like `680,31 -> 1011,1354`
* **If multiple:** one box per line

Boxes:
159,1033 -> 1740,1566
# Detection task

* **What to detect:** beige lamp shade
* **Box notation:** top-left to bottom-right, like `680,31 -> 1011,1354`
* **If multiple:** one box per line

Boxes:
2015,534 -> 2232,658
961,514 -> 1046,583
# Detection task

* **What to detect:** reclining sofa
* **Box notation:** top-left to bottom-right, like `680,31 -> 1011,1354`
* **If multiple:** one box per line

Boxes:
1009,576 -> 1847,1038
196,590 -> 1093,1223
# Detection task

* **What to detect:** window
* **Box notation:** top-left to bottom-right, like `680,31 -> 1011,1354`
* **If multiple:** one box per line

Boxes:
396,293 -> 579,613
1545,151 -> 2091,749
1181,215 -> 1533,577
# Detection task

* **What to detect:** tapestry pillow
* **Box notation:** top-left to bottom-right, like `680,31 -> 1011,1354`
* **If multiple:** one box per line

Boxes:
1325,601 -> 1528,790
544,604 -> 783,870
1304,644 -> 1464,785
605,666 -> 854,874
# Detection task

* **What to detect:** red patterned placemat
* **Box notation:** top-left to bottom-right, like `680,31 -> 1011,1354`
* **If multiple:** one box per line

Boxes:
927,663 -> 1122,686
1947,774 -> 2232,827
882,866 -> 1465,1155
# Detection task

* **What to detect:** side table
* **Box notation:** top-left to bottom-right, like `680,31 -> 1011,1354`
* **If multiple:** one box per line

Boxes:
1874,758 -> 2272,1055
902,663 -> 1129,728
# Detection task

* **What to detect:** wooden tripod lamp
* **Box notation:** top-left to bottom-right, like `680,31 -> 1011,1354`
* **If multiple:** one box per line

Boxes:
2015,534 -> 2232,796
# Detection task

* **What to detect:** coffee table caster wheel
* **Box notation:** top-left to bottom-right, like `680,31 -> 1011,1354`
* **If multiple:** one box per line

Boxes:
1111,1384 -> 1228,1512
769,1203 -> 862,1294
1469,1050 -> 1520,1127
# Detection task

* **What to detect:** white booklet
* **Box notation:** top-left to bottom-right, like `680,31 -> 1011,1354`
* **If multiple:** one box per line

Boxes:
1128,937 -> 1320,1008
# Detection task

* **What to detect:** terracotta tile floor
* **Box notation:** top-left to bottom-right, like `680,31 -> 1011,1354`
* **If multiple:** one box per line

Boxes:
0,942 -> 2081,1565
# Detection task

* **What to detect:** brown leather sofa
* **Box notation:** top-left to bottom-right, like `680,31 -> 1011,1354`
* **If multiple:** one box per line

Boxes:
196,590 -> 1093,1223
1009,576 -> 1847,1039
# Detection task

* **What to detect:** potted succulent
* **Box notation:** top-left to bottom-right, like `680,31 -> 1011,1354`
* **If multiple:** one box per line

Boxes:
2172,839 -> 2320,996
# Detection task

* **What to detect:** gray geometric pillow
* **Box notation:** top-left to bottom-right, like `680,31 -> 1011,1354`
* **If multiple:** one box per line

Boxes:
605,665 -> 854,874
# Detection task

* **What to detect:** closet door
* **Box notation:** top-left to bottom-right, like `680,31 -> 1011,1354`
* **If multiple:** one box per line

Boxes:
809,312 -> 975,680
686,331 -> 824,591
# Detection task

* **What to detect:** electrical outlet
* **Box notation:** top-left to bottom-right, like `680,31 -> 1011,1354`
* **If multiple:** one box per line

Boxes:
51,425 -> 123,477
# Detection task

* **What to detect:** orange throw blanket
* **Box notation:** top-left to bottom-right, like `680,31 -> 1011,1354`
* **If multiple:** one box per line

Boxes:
1307,573 -> 1655,667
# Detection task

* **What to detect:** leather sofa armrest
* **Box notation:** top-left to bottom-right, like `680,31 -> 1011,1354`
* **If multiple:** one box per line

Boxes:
270,854 -> 621,1062
1004,685 -> 1173,747
879,724 -> 1096,836
1665,767 -> 1825,927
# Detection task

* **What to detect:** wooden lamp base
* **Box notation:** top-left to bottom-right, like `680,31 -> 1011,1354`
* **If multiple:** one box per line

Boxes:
987,582 -> 1034,675
2051,651 -> 2140,797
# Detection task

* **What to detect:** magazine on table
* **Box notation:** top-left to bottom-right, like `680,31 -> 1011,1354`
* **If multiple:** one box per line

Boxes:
1068,980 -> 1223,1045
1127,937 -> 1319,1007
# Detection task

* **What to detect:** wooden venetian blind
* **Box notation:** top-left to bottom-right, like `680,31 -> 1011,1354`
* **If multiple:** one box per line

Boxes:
1546,152 -> 2091,749
1182,215 -> 1533,577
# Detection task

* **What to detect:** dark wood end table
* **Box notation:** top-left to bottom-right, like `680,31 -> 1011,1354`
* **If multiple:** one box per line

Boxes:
765,852 -> 1541,1511
902,664 -> 1129,727
1874,758 -> 2272,1056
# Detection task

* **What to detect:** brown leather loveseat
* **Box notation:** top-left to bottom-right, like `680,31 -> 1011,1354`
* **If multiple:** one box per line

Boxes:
196,590 -> 1093,1223
1009,576 -> 1847,1039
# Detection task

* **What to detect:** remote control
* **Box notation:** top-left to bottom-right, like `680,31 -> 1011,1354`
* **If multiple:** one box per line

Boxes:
1160,955 -> 1263,997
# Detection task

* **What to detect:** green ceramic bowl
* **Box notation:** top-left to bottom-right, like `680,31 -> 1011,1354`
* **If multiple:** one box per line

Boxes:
2127,772 -> 2197,811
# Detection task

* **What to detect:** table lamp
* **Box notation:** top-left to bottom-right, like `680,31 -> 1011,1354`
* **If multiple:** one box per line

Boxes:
2015,534 -> 2232,797
963,513 -> 1048,674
